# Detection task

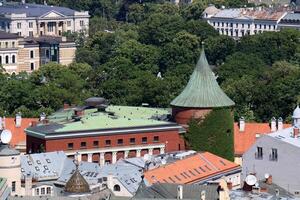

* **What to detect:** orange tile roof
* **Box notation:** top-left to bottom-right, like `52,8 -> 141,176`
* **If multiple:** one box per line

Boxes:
144,152 -> 240,184
234,122 -> 291,155
4,118 -> 38,147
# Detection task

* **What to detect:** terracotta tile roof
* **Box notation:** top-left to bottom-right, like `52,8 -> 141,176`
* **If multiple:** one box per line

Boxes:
144,152 -> 240,184
4,118 -> 38,147
234,122 -> 291,156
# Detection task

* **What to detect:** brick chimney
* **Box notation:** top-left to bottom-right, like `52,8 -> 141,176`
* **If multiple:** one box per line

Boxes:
277,117 -> 283,130
239,117 -> 245,132
293,127 -> 299,138
271,117 -> 276,132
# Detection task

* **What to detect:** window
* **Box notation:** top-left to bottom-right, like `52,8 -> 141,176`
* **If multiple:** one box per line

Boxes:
221,22 -> 224,27
255,24 -> 257,28
46,187 -> 51,194
12,42 -> 15,48
213,22 -> 215,26
153,136 -> 159,142
17,32 -> 21,36
0,56 -> 2,64
242,24 -> 244,28
30,50 -> 34,58
5,42 -> 8,48
273,25 -> 276,30
255,146 -> 263,159
130,138 -> 135,144
80,142 -> 87,148
236,23 -> 238,28
46,159 -> 51,163
41,187 -> 45,195
12,55 -> 15,63
270,148 -> 278,161
230,23 -> 233,27
117,139 -> 123,145
264,24 -> 266,29
30,62 -> 35,70
113,184 -> 121,191
93,140 -> 99,147
5,55 -> 9,64
29,22 -> 33,28
105,140 -> 111,146
12,181 -> 16,192
67,143 -> 73,149
36,188 -> 39,195
248,24 -> 250,28
35,166 -> 40,171
80,20 -> 84,26
17,22 -> 21,29
269,25 -> 271,29
67,21 -> 71,26
29,31 -> 33,37
142,137 -> 147,144
44,165 -> 48,170
47,22 -> 54,32
259,24 -> 262,29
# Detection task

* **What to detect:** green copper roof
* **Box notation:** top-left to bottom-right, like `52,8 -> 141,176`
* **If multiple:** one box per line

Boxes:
170,48 -> 235,108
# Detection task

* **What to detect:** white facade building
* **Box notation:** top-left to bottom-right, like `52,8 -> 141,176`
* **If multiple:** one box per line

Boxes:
0,2 -> 89,38
203,6 -> 287,38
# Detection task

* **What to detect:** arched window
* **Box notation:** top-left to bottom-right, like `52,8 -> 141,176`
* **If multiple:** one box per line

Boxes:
113,184 -> 120,192
12,55 -> 15,64
5,55 -> 9,64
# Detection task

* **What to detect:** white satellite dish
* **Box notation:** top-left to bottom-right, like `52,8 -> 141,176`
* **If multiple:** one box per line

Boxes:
1,129 -> 12,144
245,175 -> 257,186
264,173 -> 270,179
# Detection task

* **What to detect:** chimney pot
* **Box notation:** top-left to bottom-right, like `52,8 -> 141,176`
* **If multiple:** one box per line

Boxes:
15,112 -> 22,128
271,117 -> 277,132
293,127 -> 299,138
239,117 -> 245,132
277,117 -> 283,130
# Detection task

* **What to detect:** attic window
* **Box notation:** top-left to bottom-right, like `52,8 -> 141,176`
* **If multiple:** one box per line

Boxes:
46,159 -> 51,163
35,166 -> 40,171
36,160 -> 41,164
44,165 -> 48,170
21,168 -> 25,172
28,161 -> 32,165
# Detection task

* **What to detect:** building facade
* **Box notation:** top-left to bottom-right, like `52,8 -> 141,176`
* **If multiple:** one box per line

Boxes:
0,2 -> 89,38
203,6 -> 287,38
278,12 -> 300,30
0,31 -> 76,73
242,107 -> 300,196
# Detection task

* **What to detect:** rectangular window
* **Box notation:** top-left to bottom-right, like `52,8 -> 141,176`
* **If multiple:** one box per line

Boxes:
105,140 -> 111,146
29,22 -> 33,28
12,42 -> 15,48
130,138 -> 135,144
255,24 -> 257,28
117,139 -> 123,145
30,50 -> 34,58
236,23 -> 238,28
80,142 -> 86,148
67,143 -> 73,149
221,22 -> 224,27
80,20 -> 84,26
256,146 -> 263,159
46,187 -> 51,194
29,31 -> 33,37
270,148 -> 278,161
264,24 -> 266,29
17,22 -> 21,29
41,187 -> 45,195
36,188 -> 39,195
17,32 -> 21,36
153,136 -> 159,142
93,140 -> 99,147
30,62 -> 35,71
142,137 -> 147,144
12,181 -> 16,192
67,21 -> 71,26
242,24 -> 244,28
5,42 -> 8,48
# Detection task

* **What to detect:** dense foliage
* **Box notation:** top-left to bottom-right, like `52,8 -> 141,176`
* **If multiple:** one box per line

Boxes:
186,108 -> 234,161
2,0 -> 300,124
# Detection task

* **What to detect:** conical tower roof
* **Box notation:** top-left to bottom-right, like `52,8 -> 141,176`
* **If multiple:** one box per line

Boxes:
170,46 -> 235,108
64,163 -> 90,194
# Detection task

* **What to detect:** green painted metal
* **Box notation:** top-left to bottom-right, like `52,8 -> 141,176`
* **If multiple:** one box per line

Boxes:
170,47 -> 235,108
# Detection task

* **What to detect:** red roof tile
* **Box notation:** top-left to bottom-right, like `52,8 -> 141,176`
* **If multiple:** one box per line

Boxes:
144,152 -> 240,184
3,118 -> 38,147
234,122 -> 291,155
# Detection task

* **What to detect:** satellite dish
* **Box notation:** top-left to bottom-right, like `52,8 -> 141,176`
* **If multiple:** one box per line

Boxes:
1,129 -> 12,144
264,173 -> 270,179
245,175 -> 257,186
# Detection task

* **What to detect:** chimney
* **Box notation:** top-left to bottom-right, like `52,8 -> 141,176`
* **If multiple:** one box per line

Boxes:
277,117 -> 283,130
239,117 -> 245,132
293,127 -> 299,138
25,175 -> 32,196
177,185 -> 183,200
218,179 -> 230,200
40,112 -> 46,121
271,117 -> 276,132
15,112 -> 22,128
266,175 -> 272,185
200,190 -> 206,200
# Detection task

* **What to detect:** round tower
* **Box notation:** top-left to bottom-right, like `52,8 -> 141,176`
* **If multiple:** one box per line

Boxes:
0,129 -> 21,196
170,45 -> 235,126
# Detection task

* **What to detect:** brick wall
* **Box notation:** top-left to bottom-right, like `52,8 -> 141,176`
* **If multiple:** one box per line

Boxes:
172,107 -> 212,125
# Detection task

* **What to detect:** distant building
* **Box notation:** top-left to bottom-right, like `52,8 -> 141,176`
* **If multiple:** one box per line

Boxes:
242,106 -> 300,196
248,0 -> 291,6
0,31 -> 76,73
203,5 -> 287,38
233,117 -> 290,165
278,11 -> 300,30
144,152 -> 242,189
0,1 -> 89,38
25,97 -> 186,164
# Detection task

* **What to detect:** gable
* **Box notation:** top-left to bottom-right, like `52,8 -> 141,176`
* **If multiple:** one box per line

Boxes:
41,11 -> 65,18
